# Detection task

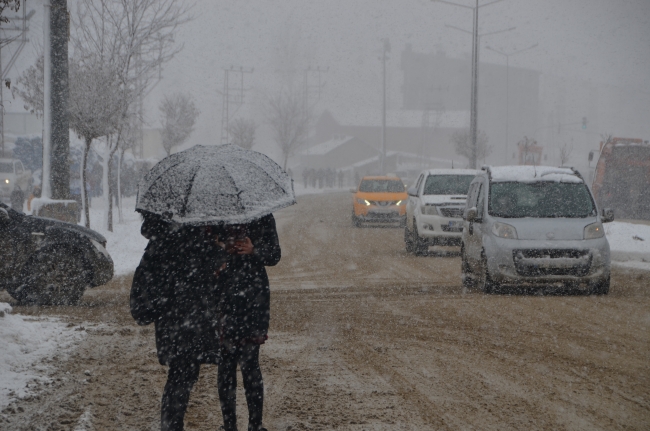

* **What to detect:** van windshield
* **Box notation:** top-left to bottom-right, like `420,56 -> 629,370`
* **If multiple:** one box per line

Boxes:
0,162 -> 13,173
423,175 -> 474,195
359,179 -> 404,193
489,182 -> 596,218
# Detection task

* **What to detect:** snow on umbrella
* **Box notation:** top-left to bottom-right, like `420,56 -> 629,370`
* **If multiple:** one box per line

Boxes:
136,144 -> 295,225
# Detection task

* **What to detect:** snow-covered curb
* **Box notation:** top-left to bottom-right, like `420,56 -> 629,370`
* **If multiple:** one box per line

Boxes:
0,303 -> 86,410
605,221 -> 650,270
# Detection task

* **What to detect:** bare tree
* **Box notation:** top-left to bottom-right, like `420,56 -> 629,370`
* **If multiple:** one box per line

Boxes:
13,54 -> 44,116
159,93 -> 199,156
559,141 -> 573,166
14,0 -> 190,230
68,57 -> 125,228
0,0 -> 20,23
451,128 -> 491,167
71,0 -> 192,231
229,118 -> 257,149
267,91 -> 310,171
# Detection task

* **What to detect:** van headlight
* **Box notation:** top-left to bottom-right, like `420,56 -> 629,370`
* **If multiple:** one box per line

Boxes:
421,205 -> 438,215
492,222 -> 518,239
584,222 -> 604,239
356,198 -> 371,206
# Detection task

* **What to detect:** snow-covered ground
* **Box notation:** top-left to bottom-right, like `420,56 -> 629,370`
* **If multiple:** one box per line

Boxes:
0,303 -> 86,410
85,196 -> 148,277
2,190 -> 648,413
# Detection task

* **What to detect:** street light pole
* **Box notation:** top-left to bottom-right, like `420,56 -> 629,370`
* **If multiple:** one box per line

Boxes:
434,0 -> 507,168
486,43 -> 537,163
380,38 -> 390,174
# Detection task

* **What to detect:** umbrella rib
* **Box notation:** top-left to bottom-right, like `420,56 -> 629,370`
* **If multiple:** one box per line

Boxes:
137,159 -> 184,206
180,165 -> 201,218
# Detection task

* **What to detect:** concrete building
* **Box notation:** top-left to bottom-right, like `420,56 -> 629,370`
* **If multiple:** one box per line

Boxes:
400,44 -> 540,165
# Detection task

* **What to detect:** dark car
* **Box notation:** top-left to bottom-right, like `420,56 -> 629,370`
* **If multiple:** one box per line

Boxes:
0,202 -> 114,305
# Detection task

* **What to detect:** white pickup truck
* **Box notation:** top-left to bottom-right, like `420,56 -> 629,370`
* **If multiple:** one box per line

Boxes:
0,158 -> 32,210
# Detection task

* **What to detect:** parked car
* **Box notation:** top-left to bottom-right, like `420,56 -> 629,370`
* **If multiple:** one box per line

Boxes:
351,176 -> 407,227
404,169 -> 478,254
461,165 -> 613,294
0,158 -> 32,210
0,201 -> 114,305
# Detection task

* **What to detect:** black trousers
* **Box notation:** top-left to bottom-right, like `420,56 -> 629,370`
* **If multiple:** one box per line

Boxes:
218,343 -> 264,431
161,357 -> 201,431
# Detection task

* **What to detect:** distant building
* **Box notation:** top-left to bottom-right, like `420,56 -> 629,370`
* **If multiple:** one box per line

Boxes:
311,109 -> 468,166
401,44 -> 540,164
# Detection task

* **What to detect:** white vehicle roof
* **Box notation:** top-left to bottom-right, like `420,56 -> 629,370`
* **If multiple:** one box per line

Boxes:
487,165 -> 584,184
422,169 -> 479,176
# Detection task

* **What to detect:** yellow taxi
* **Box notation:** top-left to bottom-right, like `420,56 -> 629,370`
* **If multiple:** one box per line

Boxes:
351,175 -> 407,227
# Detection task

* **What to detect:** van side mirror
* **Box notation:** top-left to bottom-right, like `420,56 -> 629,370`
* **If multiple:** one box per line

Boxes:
465,207 -> 477,222
601,208 -> 614,223
0,208 -> 9,224
588,151 -> 594,162
407,186 -> 418,197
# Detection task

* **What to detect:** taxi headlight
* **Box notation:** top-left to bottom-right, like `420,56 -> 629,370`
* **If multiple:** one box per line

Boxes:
491,222 -> 518,239
584,222 -> 604,239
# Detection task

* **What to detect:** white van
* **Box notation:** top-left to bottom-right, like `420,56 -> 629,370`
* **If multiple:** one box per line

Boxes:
461,166 -> 613,294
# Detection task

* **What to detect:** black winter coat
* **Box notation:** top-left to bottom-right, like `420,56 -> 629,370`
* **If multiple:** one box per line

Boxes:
217,214 -> 281,342
133,217 -> 227,365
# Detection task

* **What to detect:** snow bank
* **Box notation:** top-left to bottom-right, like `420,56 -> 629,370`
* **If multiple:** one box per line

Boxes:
0,302 -> 85,409
605,221 -> 650,270
85,196 -> 148,277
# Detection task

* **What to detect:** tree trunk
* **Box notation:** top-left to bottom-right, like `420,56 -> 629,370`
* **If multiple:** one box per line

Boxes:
117,147 -> 125,224
102,137 -> 111,232
107,136 -> 120,232
82,137 -> 91,228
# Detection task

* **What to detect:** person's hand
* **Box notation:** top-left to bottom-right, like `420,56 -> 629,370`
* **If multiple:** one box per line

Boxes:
235,237 -> 254,255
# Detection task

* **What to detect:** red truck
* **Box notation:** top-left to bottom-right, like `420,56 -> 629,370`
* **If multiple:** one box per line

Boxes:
590,137 -> 650,220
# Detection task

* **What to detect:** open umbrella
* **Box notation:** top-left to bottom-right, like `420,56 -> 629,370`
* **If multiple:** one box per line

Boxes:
136,144 -> 295,225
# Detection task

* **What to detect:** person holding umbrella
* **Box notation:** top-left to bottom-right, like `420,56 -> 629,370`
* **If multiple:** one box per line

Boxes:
216,217 -> 280,431
133,214 -> 227,431
133,145 -> 295,431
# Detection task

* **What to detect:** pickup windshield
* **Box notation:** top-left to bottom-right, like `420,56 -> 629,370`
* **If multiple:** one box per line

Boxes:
0,162 -> 13,173
423,175 -> 474,195
359,179 -> 404,193
489,182 -> 596,218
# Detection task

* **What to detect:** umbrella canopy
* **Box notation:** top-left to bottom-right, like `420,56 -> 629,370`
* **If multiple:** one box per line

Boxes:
136,145 -> 295,225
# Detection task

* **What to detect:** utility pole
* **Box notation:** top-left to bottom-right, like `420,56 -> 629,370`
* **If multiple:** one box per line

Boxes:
302,66 -> 328,113
219,66 -> 253,146
0,6 -> 34,157
380,38 -> 390,174
486,43 -> 538,164
434,0 -> 507,168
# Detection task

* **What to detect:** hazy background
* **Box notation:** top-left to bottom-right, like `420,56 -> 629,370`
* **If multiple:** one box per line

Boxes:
3,0 -> 649,169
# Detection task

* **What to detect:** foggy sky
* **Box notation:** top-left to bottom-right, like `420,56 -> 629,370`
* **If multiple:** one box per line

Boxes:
2,0 -> 649,163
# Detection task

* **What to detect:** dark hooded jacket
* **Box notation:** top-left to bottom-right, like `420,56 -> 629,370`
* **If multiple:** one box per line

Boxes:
132,215 -> 227,365
217,214 -> 281,342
